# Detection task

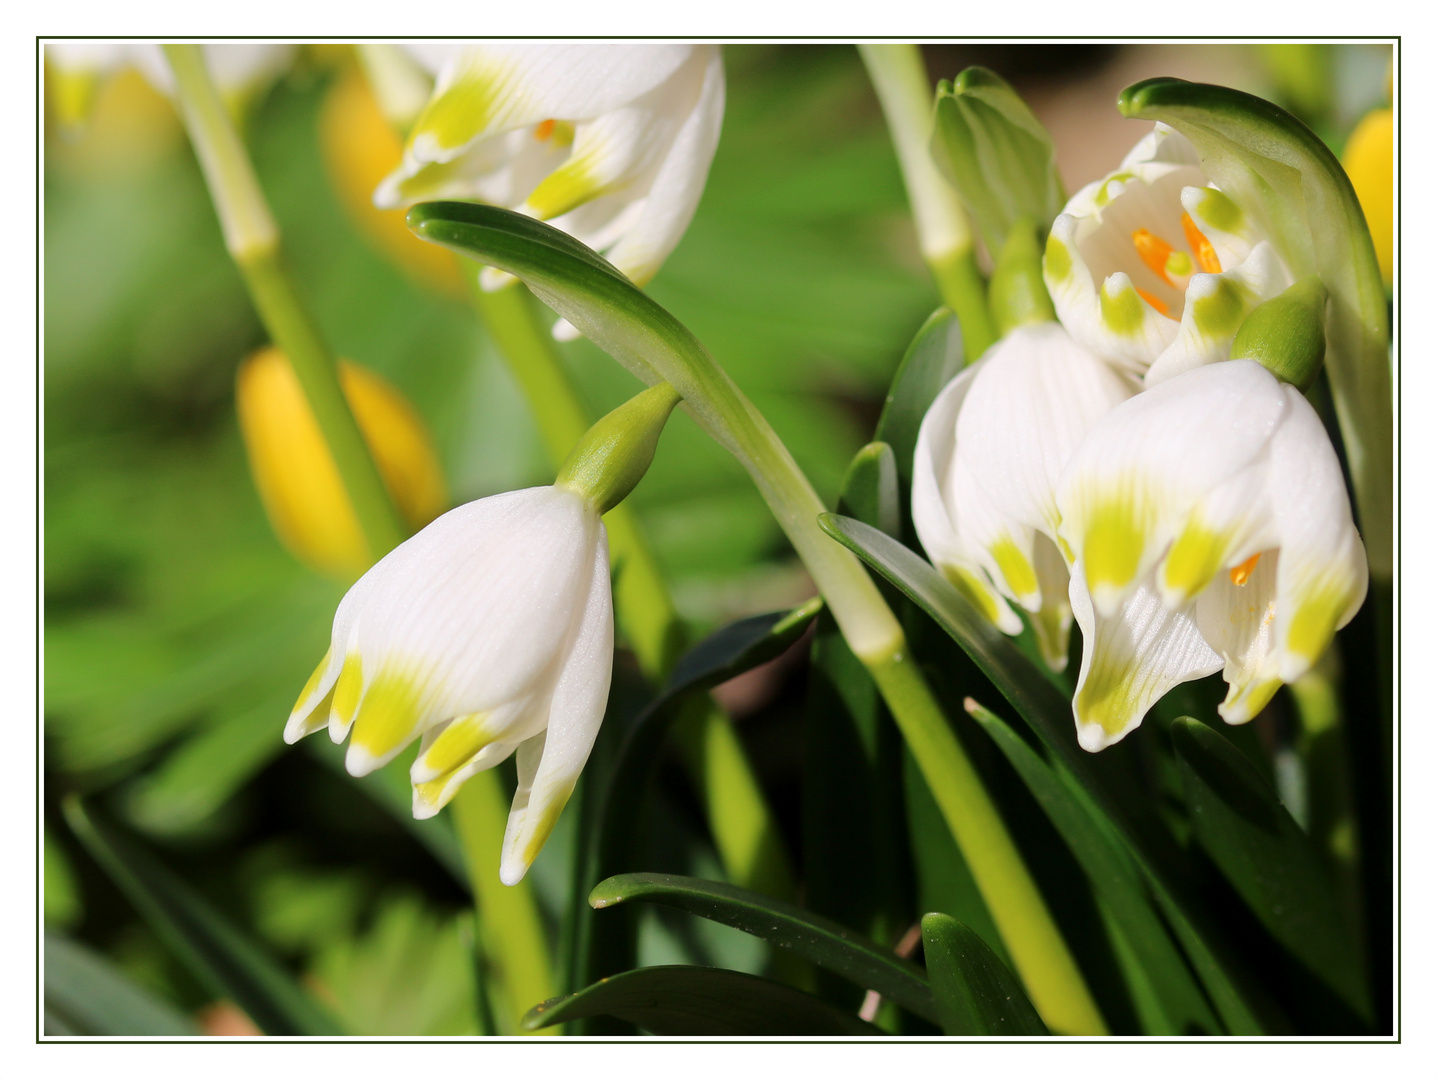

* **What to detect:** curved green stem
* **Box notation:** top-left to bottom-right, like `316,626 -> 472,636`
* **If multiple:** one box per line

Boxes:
163,43 -> 406,561
467,271 -> 793,897
859,44 -> 996,359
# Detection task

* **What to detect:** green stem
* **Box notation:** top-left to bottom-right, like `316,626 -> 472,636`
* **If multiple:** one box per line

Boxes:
467,272 -> 793,897
451,773 -> 556,1034
163,44 -> 406,561
858,44 -> 996,359
868,658 -> 1107,1035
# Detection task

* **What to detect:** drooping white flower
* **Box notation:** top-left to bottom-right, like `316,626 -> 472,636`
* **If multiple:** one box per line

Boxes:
285,485 -> 613,885
1043,124 -> 1291,386
374,43 -> 725,293
1055,359 -> 1367,750
913,322 -> 1135,668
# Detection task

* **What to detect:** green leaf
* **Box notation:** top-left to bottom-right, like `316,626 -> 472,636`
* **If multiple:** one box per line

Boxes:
817,514 -> 1282,1033
44,931 -> 198,1035
873,307 -> 965,486
62,797 -> 345,1036
1117,78 -> 1390,576
964,699 -> 1220,1035
920,913 -> 1048,1035
44,826 -> 82,929
524,965 -> 884,1036
589,872 -> 937,1024
931,67 -> 1065,258
1170,717 -> 1371,1027
838,442 -> 900,538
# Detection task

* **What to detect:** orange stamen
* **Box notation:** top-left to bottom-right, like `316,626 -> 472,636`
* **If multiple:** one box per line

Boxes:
534,118 -> 556,141
1132,228 -> 1177,285
1182,212 -> 1223,274
1229,552 -> 1261,586
1136,287 -> 1173,319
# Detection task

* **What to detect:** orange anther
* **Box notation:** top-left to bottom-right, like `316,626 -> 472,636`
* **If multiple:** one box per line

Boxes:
1182,212 -> 1223,274
1136,287 -> 1174,319
1133,228 -> 1177,284
1229,552 -> 1261,586
534,119 -> 557,141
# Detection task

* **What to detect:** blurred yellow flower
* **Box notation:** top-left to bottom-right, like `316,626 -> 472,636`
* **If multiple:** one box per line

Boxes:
237,347 -> 447,579
1343,107 -> 1393,287
319,65 -> 465,296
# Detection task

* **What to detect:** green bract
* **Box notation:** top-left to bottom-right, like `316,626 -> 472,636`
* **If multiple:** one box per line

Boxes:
931,66 -> 1066,259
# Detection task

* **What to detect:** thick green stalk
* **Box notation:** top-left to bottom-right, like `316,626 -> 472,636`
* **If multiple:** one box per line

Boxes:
868,660 -> 1106,1035
163,44 -> 406,560
451,774 -> 556,1034
859,44 -> 996,358
467,273 -> 792,896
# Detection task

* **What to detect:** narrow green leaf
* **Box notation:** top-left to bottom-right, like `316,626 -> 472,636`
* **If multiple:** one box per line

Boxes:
590,872 -> 937,1024
62,797 -> 345,1036
817,513 -> 1282,1033
839,442 -> 900,539
931,67 -> 1065,258
44,931 -> 198,1036
664,597 -> 824,704
524,965 -> 884,1036
1171,717 -> 1371,1027
964,699 -> 1220,1034
44,826 -> 82,929
1117,78 -> 1390,578
921,913 -> 1048,1035
873,307 -> 965,484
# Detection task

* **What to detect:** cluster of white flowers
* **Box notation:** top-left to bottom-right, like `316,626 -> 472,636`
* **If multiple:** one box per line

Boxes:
914,125 -> 1367,751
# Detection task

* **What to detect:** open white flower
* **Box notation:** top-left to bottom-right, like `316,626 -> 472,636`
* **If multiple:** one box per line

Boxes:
1056,359 -> 1367,750
285,485 -> 613,885
1043,124 -> 1290,386
374,43 -> 724,292
913,322 -> 1135,668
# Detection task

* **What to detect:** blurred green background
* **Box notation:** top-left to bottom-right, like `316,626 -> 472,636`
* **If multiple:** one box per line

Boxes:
42,42 -> 1392,1035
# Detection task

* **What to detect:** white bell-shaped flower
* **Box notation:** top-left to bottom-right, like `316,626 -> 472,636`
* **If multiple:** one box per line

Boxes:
1043,124 -> 1290,386
913,322 -> 1135,668
1056,359 -> 1367,750
285,485 -> 613,885
374,43 -> 725,291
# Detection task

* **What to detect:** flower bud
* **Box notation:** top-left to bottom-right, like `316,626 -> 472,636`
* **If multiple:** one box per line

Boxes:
1229,275 -> 1328,391
236,347 -> 447,579
930,66 -> 1065,260
555,382 -> 682,515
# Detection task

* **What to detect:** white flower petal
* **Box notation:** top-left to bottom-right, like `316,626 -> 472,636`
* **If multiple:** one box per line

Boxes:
500,528 -> 614,885
1194,548 -> 1284,724
1070,567 -> 1222,751
912,365 -> 1022,634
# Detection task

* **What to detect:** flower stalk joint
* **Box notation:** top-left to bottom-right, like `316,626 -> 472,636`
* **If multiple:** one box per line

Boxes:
988,218 -> 1058,337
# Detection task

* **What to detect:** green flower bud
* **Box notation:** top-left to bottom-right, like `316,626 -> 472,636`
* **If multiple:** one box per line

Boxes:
930,66 -> 1065,259
556,381 -> 682,514
1229,275 -> 1328,391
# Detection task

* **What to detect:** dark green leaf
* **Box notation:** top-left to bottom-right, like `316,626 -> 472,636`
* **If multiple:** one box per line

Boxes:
873,307 -> 965,487
589,872 -> 937,1024
62,797 -> 345,1036
1117,78 -> 1390,575
964,699 -> 1220,1034
817,514 -> 1283,1033
44,931 -> 198,1036
932,67 -> 1065,258
921,913 -> 1047,1035
664,597 -> 824,703
1171,717 -> 1371,1026
524,965 -> 884,1036
838,442 -> 899,538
